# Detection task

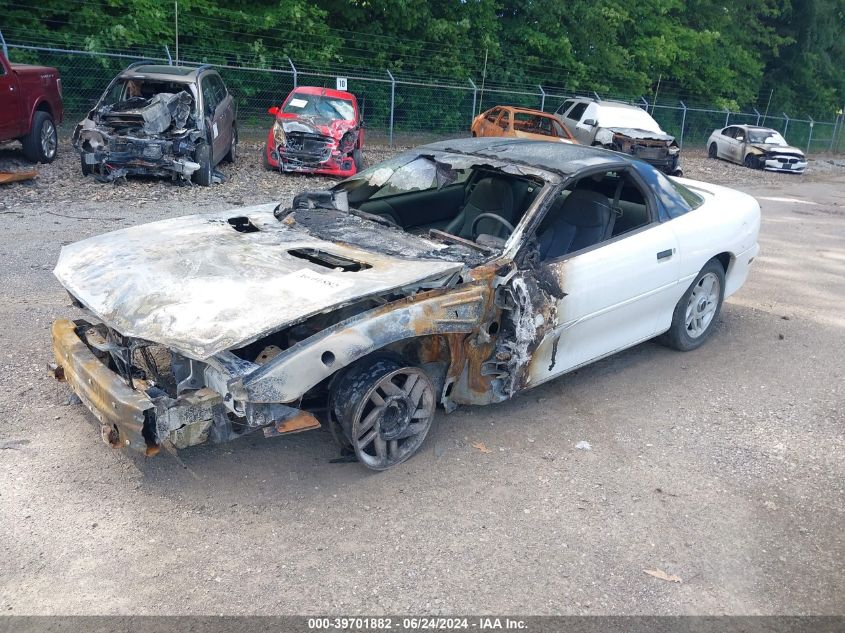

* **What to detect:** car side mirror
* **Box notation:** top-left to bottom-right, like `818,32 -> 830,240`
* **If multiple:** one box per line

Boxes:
736,135 -> 745,141
268,106 -> 280,117
583,118 -> 597,127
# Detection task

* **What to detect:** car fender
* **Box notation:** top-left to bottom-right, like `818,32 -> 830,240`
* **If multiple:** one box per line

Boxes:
232,282 -> 491,404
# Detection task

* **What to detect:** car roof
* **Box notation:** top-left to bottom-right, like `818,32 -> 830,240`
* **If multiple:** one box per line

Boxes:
733,124 -> 778,133
489,106 -> 558,117
420,137 -> 631,176
120,64 -> 209,81
290,86 -> 356,100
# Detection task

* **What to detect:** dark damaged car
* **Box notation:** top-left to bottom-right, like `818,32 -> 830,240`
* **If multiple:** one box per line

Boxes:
72,63 -> 236,185
264,86 -> 364,177
556,98 -> 681,175
51,138 -> 759,470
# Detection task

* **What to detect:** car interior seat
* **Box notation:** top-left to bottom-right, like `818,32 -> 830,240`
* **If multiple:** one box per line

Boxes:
444,177 -> 515,239
538,189 -> 615,260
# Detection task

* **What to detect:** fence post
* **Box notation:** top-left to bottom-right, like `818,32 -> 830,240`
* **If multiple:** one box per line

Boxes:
0,29 -> 7,59
593,91 -> 601,102
164,45 -> 172,65
468,78 -> 477,123
724,108 -> 730,127
679,101 -> 687,150
782,112 -> 790,138
287,57 -> 297,88
386,70 -> 395,147
753,108 -> 761,126
640,97 -> 648,111
806,117 -> 814,153
538,85 -> 546,111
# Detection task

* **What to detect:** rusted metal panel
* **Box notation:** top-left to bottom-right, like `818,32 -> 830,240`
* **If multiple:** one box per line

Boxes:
51,319 -> 154,455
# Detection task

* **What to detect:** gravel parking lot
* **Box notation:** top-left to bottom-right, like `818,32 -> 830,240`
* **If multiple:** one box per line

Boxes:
1,138 -> 843,615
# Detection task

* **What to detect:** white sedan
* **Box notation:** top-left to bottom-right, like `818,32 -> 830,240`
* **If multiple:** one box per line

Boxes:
707,124 -> 807,173
52,138 -> 761,469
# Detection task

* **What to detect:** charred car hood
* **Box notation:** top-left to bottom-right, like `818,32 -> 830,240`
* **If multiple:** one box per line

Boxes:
278,115 -> 357,139
53,204 -> 464,360
750,143 -> 804,155
606,127 -> 675,142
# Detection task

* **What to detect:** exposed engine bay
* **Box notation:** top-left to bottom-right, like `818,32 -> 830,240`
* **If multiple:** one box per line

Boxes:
72,78 -> 204,182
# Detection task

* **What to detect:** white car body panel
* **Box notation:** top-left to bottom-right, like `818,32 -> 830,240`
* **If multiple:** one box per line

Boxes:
527,175 -> 760,387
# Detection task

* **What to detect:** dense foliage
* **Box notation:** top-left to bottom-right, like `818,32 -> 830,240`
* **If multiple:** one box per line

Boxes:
2,0 -> 843,117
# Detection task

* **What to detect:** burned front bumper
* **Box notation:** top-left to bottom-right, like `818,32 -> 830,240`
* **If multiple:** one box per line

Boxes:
51,319 -> 320,456
75,125 -> 202,181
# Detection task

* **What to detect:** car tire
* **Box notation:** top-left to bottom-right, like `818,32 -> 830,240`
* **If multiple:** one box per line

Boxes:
744,154 -> 758,169
80,154 -> 93,176
262,146 -> 275,171
708,143 -> 718,159
192,141 -> 212,186
223,126 -> 237,163
659,259 -> 726,352
332,355 -> 436,471
21,111 -> 58,163
352,148 -> 364,172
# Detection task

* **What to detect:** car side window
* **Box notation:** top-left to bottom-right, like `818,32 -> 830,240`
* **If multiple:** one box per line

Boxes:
735,128 -> 746,141
201,76 -> 218,115
211,75 -> 227,104
497,110 -> 510,130
534,169 -> 654,262
485,108 -> 500,123
555,100 -> 574,116
566,102 -> 588,123
723,127 -> 736,138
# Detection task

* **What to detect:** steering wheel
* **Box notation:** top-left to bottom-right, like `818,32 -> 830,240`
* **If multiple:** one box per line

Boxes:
470,213 -> 516,240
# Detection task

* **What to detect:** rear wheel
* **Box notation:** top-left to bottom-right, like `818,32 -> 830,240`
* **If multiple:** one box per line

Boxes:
22,111 -> 58,163
708,143 -> 718,159
659,259 -> 725,351
192,141 -> 212,186
332,357 -> 436,470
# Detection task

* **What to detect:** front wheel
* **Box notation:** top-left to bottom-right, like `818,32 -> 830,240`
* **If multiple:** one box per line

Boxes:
708,143 -> 718,159
192,141 -> 212,186
21,111 -> 58,163
80,154 -> 93,176
223,126 -> 237,163
659,259 -> 725,351
744,154 -> 758,169
352,148 -> 364,172
332,357 -> 436,470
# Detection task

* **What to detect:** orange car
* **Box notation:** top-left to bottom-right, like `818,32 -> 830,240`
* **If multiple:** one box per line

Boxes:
471,106 -> 576,143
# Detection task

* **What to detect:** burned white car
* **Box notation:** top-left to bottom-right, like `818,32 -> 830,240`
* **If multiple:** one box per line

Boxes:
51,138 -> 760,470
707,124 -> 807,173
72,62 -> 237,185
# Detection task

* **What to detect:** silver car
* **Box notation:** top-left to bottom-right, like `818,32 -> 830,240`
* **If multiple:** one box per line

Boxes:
706,125 -> 806,173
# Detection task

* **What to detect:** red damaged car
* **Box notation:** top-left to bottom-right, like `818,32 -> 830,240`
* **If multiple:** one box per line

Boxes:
264,86 -> 364,177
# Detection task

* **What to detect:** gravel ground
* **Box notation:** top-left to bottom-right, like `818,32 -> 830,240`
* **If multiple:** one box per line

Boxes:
0,136 -> 843,616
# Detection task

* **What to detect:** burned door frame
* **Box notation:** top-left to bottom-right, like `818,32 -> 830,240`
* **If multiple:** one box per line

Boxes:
506,165 -> 682,388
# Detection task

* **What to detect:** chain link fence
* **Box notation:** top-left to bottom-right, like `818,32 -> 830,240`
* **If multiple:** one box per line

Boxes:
6,42 -> 845,153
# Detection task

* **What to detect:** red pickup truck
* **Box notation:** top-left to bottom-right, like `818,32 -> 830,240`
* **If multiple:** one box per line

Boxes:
0,49 -> 63,163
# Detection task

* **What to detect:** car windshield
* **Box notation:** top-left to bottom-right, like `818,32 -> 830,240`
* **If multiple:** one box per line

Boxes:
283,92 -> 355,121
343,154 -> 470,200
748,129 -> 787,145
597,106 -> 664,133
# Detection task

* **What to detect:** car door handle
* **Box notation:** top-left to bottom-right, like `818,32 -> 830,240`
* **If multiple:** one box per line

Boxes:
656,249 -> 674,262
